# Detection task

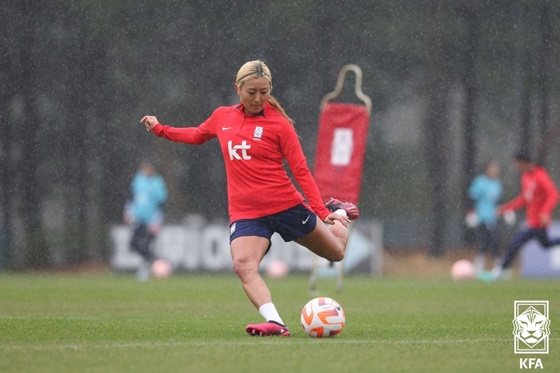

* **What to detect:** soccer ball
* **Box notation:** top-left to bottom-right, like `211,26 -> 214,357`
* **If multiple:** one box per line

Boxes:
451,259 -> 476,281
301,297 -> 345,338
151,259 -> 172,279
266,260 -> 289,279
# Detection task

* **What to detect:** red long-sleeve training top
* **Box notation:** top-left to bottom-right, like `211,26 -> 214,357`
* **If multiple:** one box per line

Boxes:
152,103 -> 331,223
500,166 -> 559,228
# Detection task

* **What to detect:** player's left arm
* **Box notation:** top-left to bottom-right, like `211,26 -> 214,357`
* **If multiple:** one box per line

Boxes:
280,124 -> 332,222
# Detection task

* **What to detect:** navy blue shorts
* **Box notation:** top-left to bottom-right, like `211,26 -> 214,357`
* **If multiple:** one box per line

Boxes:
230,204 -> 317,243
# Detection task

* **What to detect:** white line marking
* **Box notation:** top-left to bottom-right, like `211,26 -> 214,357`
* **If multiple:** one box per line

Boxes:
0,315 -> 103,321
0,338 -> 517,351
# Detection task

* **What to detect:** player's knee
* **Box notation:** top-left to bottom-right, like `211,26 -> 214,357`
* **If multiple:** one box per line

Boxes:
232,257 -> 257,278
328,248 -> 345,262
232,259 -> 246,277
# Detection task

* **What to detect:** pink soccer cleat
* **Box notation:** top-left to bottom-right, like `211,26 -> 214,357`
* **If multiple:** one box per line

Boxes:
245,321 -> 291,337
326,198 -> 360,220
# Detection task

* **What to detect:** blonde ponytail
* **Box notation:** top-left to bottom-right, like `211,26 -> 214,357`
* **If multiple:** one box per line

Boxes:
268,96 -> 294,125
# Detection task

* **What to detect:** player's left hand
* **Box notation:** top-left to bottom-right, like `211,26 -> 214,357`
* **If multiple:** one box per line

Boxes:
324,213 -> 350,227
540,214 -> 551,226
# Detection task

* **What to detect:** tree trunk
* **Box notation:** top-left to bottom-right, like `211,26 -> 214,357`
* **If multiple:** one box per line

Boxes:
62,6 -> 100,264
515,2 -> 532,155
19,0 -> 49,269
536,3 -> 551,166
0,2 -> 17,269
424,1 -> 451,257
0,62 -> 14,269
461,8 -> 480,243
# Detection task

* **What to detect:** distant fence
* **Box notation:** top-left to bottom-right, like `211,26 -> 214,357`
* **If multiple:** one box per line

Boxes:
381,214 -> 465,248
521,222 -> 560,278
380,213 -> 520,249
110,219 -> 383,275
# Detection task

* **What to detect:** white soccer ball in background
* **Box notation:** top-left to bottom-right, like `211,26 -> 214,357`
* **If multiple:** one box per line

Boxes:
451,259 -> 476,281
301,297 -> 345,338
266,260 -> 289,279
151,259 -> 172,279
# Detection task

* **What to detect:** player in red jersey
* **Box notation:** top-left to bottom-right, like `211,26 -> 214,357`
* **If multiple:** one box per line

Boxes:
140,60 -> 359,336
492,151 -> 560,280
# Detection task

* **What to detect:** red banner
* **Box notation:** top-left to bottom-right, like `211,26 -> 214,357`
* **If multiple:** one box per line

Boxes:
313,102 -> 370,205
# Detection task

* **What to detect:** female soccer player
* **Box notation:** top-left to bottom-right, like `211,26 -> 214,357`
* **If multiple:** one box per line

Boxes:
140,60 -> 359,336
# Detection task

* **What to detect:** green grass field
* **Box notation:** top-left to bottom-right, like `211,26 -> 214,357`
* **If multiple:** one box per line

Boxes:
0,272 -> 558,372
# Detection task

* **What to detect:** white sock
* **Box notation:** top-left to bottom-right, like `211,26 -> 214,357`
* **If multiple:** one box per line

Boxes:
491,265 -> 502,279
334,208 -> 348,218
474,254 -> 485,273
259,302 -> 284,325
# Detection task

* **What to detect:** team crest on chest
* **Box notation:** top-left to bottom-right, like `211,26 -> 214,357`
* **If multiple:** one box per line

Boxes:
253,126 -> 263,140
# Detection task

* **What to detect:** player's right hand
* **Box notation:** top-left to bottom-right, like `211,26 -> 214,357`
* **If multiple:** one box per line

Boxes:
140,115 -> 159,131
324,213 -> 349,227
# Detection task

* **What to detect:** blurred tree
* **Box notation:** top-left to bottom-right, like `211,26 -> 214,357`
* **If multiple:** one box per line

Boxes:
0,2 -> 18,268
2,0 -> 560,268
17,0 -> 50,268
515,1 -> 533,157
93,40 -> 124,260
423,1 -> 451,257
457,4 -> 480,243
536,2 -> 552,166
62,4 -> 97,264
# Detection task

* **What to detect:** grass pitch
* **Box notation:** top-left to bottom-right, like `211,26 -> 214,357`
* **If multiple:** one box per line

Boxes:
0,272 -> 558,372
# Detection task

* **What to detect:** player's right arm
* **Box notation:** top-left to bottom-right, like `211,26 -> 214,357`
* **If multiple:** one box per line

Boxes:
498,194 -> 526,215
140,115 -> 216,144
